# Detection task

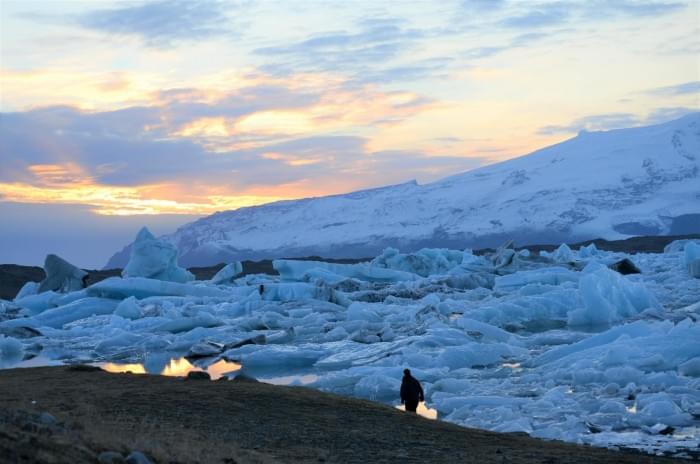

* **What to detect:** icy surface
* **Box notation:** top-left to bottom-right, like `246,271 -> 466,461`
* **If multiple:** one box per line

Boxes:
122,227 -> 194,283
38,254 -> 87,294
4,244 -> 700,457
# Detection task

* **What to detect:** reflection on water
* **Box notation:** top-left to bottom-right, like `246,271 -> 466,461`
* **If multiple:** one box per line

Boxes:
100,357 -> 241,380
396,402 -> 438,420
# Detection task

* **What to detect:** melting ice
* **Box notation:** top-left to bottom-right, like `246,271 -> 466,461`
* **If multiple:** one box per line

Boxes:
1,233 -> 700,457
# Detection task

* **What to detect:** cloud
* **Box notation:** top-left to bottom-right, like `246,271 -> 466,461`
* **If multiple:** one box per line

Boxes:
494,1 -> 685,30
252,16 -> 453,83
0,93 -> 483,215
464,32 -> 548,59
645,81 -> 700,96
501,6 -> 570,29
77,0 -> 233,47
537,108 -> 697,134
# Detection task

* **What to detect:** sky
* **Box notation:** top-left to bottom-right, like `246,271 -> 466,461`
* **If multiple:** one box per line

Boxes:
1,0 -> 699,268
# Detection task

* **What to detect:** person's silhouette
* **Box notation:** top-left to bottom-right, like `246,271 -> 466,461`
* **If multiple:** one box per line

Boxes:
400,368 -> 424,413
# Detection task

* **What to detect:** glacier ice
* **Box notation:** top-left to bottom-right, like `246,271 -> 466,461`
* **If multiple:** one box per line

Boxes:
3,242 -> 700,457
122,227 -> 194,283
0,335 -> 24,368
38,254 -> 88,294
569,265 -> 659,327
210,262 -> 243,284
684,241 -> 700,278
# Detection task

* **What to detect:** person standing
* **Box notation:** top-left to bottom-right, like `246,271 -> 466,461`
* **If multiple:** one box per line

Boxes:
400,368 -> 424,413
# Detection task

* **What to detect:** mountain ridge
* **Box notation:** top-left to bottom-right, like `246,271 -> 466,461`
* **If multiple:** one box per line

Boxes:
106,114 -> 700,268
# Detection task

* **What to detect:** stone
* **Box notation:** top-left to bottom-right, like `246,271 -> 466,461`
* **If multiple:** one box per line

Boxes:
608,258 -> 641,275
37,254 -> 88,294
186,370 -> 211,380
68,364 -> 103,372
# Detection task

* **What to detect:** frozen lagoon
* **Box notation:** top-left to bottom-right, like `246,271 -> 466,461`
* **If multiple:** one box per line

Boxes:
2,239 -> 700,458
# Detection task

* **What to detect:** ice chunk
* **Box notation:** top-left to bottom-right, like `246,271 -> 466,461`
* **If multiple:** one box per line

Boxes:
495,267 -> 579,292
87,277 -> 245,300
370,247 -> 464,277
568,266 -> 660,327
0,335 -> 23,367
679,357 -> 700,377
578,243 -> 599,258
13,291 -> 60,315
684,241 -> 700,278
114,296 -> 141,319
211,262 -> 243,284
152,313 -> 220,333
273,259 -> 420,283
15,281 -> 39,300
122,227 -> 194,283
1,297 -> 118,329
353,374 -> 401,401
551,243 -> 574,263
37,254 -> 87,293
437,343 -> 525,370
664,239 -> 700,254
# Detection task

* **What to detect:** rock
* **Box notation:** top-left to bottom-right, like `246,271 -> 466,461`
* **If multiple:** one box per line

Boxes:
98,451 -> 126,463
125,451 -> 152,464
608,258 -> 641,275
122,227 -> 194,283
37,254 -> 88,294
186,370 -> 211,380
211,262 -> 243,284
68,364 -> 103,372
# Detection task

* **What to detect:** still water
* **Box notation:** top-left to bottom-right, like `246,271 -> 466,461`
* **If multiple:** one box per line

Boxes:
100,357 -> 241,380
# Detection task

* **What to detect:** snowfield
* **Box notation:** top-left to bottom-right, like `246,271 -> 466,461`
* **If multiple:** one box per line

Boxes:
106,113 -> 700,268
2,233 -> 700,458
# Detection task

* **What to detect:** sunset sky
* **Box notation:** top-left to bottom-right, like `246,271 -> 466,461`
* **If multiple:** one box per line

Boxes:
1,0 -> 698,267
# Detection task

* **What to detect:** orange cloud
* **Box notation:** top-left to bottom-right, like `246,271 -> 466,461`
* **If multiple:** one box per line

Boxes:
0,181 -> 288,216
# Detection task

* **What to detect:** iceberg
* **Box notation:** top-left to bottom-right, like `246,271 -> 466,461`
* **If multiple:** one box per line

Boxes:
37,254 -> 87,294
0,335 -> 23,368
569,266 -> 660,327
122,227 -> 194,283
210,262 -> 243,284
370,247 -> 464,277
684,241 -> 700,278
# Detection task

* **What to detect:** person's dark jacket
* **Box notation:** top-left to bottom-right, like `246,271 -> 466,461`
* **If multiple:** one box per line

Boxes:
400,374 -> 424,403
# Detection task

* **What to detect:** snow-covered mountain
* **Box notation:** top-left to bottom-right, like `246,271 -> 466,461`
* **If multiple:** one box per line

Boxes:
107,114 -> 700,268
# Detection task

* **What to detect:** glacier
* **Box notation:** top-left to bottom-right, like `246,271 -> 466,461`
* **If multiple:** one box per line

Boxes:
105,114 -> 700,268
3,241 -> 700,457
